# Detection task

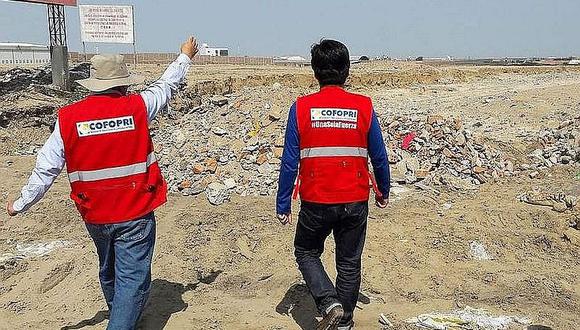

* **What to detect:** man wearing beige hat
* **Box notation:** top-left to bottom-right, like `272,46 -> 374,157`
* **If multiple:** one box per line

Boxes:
5,37 -> 198,329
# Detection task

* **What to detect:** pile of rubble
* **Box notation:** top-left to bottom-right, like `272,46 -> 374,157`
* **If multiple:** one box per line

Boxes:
0,64 -> 91,129
381,114 -> 514,190
527,117 -> 580,169
153,92 -> 285,204
154,97 -> 580,205
0,63 -> 89,95
153,93 -> 522,204
0,67 -> 52,94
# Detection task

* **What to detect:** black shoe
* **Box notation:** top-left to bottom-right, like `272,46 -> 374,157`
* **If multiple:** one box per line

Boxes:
316,305 -> 344,330
337,322 -> 354,330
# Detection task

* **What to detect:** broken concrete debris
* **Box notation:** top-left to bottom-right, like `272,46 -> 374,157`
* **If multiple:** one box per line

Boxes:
527,117 -> 580,168
405,306 -> 531,330
518,190 -> 578,213
383,115 -> 513,188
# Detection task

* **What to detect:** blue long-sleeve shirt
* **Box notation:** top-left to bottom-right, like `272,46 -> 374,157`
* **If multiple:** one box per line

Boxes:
276,102 -> 390,214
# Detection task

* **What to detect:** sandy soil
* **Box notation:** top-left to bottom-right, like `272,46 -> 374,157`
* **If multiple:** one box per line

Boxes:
0,61 -> 579,329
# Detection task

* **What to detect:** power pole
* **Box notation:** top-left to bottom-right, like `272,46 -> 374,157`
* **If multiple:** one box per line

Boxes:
47,4 -> 70,91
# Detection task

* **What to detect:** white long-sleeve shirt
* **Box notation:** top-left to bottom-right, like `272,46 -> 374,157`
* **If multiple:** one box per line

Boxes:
12,53 -> 192,213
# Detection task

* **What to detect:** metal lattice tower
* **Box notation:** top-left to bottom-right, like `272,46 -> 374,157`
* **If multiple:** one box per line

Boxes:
47,4 -> 70,91
47,4 -> 67,48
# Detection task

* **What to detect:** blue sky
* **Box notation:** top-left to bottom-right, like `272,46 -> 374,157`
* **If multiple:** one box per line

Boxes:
1,0 -> 579,58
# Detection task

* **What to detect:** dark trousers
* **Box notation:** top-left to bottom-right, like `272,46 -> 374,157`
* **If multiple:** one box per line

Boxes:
85,212 -> 156,330
294,201 -> 368,327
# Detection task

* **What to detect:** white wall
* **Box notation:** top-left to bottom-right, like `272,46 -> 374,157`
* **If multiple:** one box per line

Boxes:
198,43 -> 229,57
0,49 -> 50,66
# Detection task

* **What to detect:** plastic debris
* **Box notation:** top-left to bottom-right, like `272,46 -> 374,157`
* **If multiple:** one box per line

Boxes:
401,131 -> 417,150
470,241 -> 493,260
405,306 -> 531,330
0,240 -> 71,263
379,313 -> 394,328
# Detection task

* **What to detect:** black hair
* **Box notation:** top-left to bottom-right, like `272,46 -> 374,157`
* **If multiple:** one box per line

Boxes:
311,39 -> 350,86
113,86 -> 129,95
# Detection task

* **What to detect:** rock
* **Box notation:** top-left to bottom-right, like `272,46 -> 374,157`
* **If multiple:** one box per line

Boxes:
563,228 -> 580,246
473,166 -> 487,174
257,163 -> 274,175
560,156 -> 571,164
192,164 -> 205,174
455,133 -> 466,146
504,160 -> 515,173
210,95 -> 228,107
442,148 -> 455,158
206,182 -> 230,205
212,127 -> 228,136
552,202 -> 568,213
272,82 -> 282,90
182,183 -> 204,196
224,178 -> 237,189
415,168 -> 430,179
388,120 -> 400,129
274,147 -> 284,158
178,179 -> 192,190
205,158 -> 218,173
427,115 -> 444,125
268,110 -> 281,121
529,171 -> 539,178
256,153 -> 269,165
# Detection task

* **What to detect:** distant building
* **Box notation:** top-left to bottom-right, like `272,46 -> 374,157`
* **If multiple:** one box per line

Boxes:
199,43 -> 229,57
350,55 -> 370,63
273,55 -> 308,66
0,43 -> 50,66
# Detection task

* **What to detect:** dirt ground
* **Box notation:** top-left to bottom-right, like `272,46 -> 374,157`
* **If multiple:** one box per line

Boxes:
0,61 -> 579,329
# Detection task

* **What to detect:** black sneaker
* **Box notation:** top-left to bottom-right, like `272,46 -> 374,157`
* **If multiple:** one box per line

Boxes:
316,305 -> 344,330
337,322 -> 354,330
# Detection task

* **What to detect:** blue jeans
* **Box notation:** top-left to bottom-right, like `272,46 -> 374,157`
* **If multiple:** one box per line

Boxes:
294,201 -> 368,328
85,212 -> 156,330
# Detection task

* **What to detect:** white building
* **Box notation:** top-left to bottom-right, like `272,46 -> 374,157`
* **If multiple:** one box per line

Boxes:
199,43 -> 229,57
0,43 -> 50,66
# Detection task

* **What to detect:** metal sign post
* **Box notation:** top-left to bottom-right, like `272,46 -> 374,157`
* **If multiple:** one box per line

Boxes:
132,5 -> 137,68
47,3 -> 70,91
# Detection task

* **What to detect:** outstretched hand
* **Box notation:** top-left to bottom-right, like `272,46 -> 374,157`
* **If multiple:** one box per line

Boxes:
181,36 -> 199,59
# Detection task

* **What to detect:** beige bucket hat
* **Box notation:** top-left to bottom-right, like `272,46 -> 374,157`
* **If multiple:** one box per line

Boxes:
76,54 -> 145,92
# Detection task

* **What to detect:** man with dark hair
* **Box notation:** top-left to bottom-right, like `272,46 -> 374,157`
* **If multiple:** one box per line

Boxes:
276,39 -> 390,330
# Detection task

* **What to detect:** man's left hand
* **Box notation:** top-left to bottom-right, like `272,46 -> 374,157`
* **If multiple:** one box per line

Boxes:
375,196 -> 389,209
6,199 -> 17,217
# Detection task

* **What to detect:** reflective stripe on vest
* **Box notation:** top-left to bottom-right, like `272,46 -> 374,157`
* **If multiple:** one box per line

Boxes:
300,147 -> 368,159
68,152 -> 157,183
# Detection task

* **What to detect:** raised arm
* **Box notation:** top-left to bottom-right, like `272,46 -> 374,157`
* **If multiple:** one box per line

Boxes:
140,37 -> 198,123
7,121 -> 65,216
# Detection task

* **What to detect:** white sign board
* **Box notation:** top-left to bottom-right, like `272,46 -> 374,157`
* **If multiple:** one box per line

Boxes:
79,5 -> 134,44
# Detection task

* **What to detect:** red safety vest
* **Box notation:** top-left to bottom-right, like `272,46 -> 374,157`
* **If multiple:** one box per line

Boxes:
58,93 -> 167,224
296,86 -> 374,204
